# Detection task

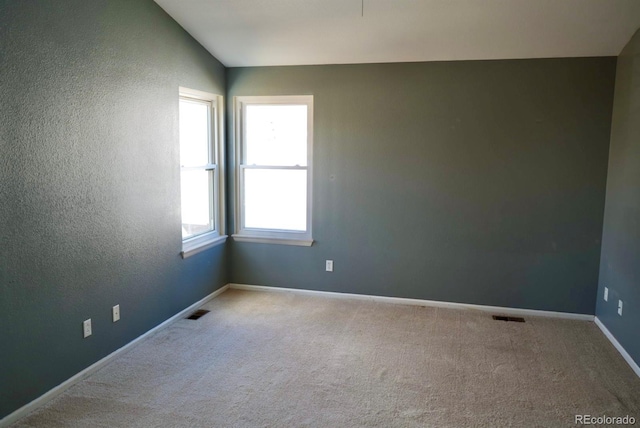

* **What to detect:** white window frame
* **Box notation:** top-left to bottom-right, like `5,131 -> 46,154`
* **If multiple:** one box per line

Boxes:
179,87 -> 226,258
233,95 -> 313,246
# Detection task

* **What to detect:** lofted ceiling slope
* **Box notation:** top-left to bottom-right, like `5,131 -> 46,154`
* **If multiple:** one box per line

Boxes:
154,0 -> 640,67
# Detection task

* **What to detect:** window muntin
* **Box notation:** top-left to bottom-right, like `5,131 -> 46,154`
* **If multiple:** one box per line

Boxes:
179,88 -> 225,256
235,96 -> 313,245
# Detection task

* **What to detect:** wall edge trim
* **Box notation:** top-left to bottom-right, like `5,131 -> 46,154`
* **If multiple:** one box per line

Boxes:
228,283 -> 594,321
0,284 -> 230,427
594,317 -> 640,378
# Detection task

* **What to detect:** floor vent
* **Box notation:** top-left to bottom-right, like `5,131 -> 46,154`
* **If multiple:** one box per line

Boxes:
492,315 -> 525,323
187,309 -> 210,320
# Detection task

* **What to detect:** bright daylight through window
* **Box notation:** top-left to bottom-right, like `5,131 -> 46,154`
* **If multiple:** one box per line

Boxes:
234,96 -> 313,246
179,88 -> 225,257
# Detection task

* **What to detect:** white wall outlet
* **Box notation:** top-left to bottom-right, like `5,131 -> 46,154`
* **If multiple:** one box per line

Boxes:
618,300 -> 623,316
325,260 -> 333,272
83,319 -> 92,338
112,304 -> 120,322
604,287 -> 609,302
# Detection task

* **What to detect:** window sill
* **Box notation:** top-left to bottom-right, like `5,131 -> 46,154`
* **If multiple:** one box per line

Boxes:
181,234 -> 227,259
232,235 -> 314,247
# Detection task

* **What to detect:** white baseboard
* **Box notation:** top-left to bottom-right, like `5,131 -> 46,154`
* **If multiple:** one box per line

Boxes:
0,284 -> 230,428
228,283 -> 594,321
594,317 -> 640,378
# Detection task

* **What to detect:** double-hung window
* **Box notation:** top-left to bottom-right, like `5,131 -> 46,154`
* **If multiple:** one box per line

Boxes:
179,88 -> 225,257
234,96 -> 313,246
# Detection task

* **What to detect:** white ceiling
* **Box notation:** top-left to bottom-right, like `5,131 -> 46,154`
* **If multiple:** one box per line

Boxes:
154,0 -> 640,67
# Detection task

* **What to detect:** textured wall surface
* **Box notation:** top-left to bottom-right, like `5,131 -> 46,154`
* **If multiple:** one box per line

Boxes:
0,0 -> 227,418
597,29 -> 640,367
227,58 -> 615,315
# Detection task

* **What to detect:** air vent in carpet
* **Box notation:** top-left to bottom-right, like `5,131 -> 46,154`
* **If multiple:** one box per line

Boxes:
187,309 -> 210,320
492,315 -> 525,322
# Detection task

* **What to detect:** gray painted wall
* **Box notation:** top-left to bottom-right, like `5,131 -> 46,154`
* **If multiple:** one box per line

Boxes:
0,0 -> 228,418
597,29 -> 640,367
227,58 -> 615,314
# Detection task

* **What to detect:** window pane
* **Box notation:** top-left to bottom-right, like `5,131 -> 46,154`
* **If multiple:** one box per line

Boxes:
181,169 -> 213,238
179,98 -> 210,167
244,169 -> 307,231
245,105 -> 307,166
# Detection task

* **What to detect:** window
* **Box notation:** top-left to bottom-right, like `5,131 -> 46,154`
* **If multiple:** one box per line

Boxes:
179,88 -> 225,257
234,96 -> 313,246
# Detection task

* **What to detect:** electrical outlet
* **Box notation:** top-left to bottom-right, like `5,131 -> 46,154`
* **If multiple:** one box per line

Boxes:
618,300 -> 623,316
604,287 -> 609,302
83,319 -> 92,338
112,304 -> 120,322
325,260 -> 333,272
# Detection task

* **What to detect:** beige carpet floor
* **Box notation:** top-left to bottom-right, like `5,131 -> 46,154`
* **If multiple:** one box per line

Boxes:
12,288 -> 640,427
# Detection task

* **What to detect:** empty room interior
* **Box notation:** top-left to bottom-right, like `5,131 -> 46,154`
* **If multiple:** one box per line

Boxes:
2,0 -> 640,426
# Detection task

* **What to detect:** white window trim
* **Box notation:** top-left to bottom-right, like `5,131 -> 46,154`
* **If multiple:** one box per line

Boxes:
179,87 -> 227,258
233,95 -> 313,246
